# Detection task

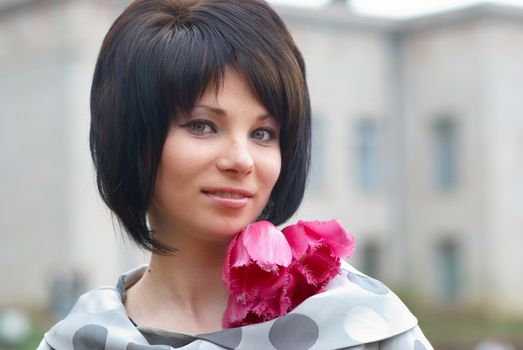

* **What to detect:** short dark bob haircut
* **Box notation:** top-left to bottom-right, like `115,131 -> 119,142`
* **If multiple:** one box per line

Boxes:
90,0 -> 311,253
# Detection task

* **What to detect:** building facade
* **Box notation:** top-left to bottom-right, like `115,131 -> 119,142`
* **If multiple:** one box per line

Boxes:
285,3 -> 523,315
1,0 -> 522,315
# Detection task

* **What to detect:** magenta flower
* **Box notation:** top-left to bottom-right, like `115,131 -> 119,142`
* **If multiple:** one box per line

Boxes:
282,220 -> 355,307
222,221 -> 293,328
282,220 -> 355,260
222,219 -> 355,328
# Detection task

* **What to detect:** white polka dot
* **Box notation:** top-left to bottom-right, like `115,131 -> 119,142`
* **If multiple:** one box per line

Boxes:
83,290 -> 121,313
343,306 -> 389,342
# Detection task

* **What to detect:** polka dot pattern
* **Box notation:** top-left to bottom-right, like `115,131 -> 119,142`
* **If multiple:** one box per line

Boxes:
200,327 -> 242,348
346,271 -> 389,294
116,276 -> 126,298
82,289 -> 122,313
269,314 -> 319,350
344,306 -> 389,343
72,324 -> 108,350
42,263 -> 429,350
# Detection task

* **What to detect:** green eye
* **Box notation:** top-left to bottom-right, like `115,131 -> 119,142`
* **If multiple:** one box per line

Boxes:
251,128 -> 276,142
191,123 -> 208,133
183,120 -> 216,135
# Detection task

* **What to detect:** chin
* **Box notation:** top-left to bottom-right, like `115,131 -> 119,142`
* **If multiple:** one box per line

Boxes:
206,216 -> 256,239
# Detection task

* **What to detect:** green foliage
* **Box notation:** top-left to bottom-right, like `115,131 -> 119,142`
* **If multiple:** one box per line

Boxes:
0,316 -> 48,350
419,312 -> 523,349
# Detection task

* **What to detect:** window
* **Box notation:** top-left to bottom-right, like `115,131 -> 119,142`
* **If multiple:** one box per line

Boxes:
436,239 -> 461,300
309,118 -> 325,189
356,118 -> 379,190
432,117 -> 458,189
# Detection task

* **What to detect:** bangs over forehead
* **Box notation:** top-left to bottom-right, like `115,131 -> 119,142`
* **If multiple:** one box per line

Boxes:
126,0 -> 305,127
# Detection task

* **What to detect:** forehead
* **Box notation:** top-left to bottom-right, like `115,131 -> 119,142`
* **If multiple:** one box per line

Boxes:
194,69 -> 272,118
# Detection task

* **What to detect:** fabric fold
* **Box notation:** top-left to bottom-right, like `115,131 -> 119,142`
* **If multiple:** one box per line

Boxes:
41,261 -> 429,350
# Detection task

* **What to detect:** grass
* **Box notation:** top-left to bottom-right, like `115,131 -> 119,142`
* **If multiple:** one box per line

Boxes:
0,312 -> 50,350
390,290 -> 523,348
415,308 -> 523,349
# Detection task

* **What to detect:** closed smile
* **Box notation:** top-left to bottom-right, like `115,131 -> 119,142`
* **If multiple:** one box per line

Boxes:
202,187 -> 254,208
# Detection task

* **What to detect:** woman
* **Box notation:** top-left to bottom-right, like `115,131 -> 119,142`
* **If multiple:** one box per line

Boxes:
39,0 -> 433,349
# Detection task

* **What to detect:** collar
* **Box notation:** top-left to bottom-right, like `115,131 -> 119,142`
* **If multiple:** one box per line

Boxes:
44,261 -> 417,349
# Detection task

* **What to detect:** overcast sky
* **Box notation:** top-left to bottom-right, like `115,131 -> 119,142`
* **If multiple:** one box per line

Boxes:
267,0 -> 523,18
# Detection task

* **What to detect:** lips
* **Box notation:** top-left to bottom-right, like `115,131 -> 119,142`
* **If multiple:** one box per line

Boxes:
207,191 -> 248,199
202,187 -> 254,209
202,187 -> 254,198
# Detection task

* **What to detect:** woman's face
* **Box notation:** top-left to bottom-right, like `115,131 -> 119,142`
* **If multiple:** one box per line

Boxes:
149,69 -> 281,244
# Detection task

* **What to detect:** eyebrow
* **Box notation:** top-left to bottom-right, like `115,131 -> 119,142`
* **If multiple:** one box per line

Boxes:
193,104 -> 273,121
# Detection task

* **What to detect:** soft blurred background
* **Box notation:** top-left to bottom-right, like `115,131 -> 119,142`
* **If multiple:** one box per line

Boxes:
1,0 -> 522,349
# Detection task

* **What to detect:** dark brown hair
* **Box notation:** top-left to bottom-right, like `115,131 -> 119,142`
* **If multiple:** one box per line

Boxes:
90,0 -> 311,253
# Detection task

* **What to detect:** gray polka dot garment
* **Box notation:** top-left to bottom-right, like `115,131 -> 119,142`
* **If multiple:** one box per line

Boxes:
38,261 -> 433,349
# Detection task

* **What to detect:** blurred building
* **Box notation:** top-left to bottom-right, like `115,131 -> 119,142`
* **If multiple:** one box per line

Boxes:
0,0 -> 141,311
287,2 -> 523,315
0,0 -> 522,316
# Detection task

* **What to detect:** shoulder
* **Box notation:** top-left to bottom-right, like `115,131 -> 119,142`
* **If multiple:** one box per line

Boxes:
285,261 -> 420,346
226,261 -> 432,349
321,261 -> 433,348
41,267 -> 151,350
219,261 -> 434,349
324,260 -> 419,329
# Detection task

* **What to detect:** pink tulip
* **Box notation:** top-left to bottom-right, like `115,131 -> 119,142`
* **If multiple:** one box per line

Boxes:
222,219 -> 355,328
282,219 -> 355,261
283,220 -> 355,308
222,221 -> 292,328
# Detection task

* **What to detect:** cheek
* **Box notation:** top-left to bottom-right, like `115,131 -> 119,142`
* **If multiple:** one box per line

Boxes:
154,138 -> 209,202
259,150 -> 282,192
160,136 -> 212,177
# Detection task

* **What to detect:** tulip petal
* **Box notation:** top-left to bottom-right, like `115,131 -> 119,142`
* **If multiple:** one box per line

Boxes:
241,221 -> 292,270
298,219 -> 355,258
222,294 -> 251,328
294,244 -> 341,286
227,264 -> 287,304
286,271 -> 318,309
230,234 -> 253,268
281,224 -> 309,259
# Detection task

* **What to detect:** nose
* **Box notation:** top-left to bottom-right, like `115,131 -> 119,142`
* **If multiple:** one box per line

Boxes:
216,139 -> 254,176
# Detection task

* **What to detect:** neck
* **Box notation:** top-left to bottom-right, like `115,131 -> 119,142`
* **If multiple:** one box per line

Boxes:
125,232 -> 231,334
148,241 -> 228,305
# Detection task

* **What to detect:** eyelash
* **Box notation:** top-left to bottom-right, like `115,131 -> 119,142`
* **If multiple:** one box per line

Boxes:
181,120 -> 279,143
181,119 -> 216,135
250,127 -> 278,142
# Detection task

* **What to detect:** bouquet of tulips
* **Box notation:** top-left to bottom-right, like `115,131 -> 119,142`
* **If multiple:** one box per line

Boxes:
222,220 -> 355,328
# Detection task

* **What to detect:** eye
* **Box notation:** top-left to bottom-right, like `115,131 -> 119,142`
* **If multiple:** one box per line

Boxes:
182,120 -> 216,135
251,128 -> 277,142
